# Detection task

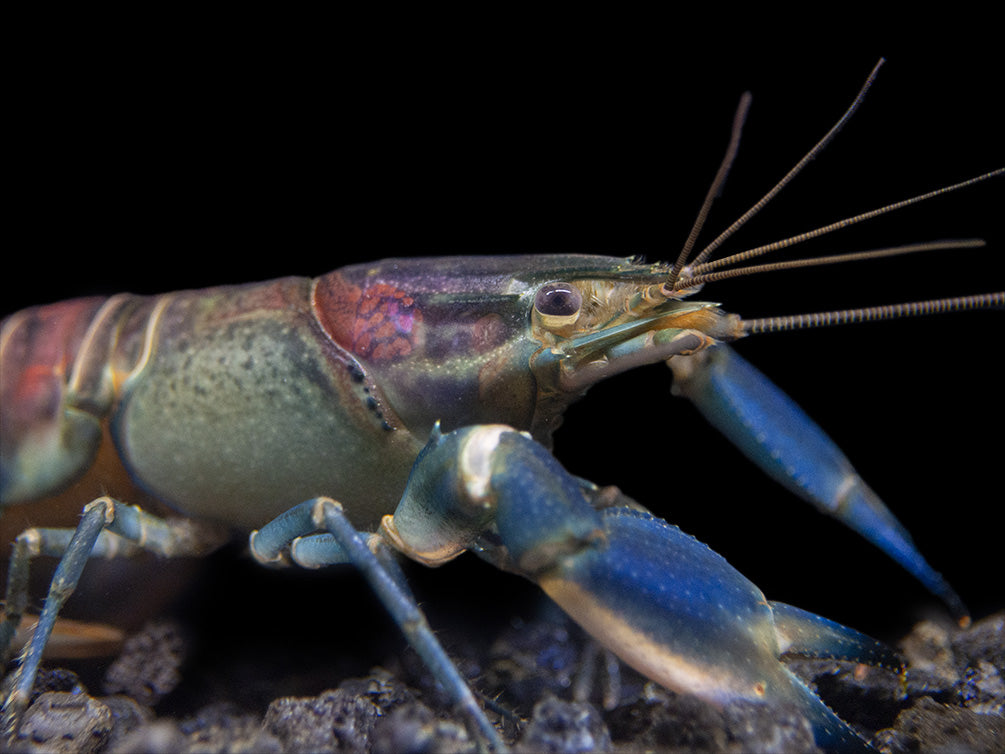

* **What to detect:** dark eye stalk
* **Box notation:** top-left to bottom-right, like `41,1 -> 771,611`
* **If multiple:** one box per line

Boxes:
534,282 -> 582,327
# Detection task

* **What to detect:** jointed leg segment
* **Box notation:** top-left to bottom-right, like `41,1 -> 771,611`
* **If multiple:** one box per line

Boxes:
0,497 -> 222,737
249,497 -> 505,752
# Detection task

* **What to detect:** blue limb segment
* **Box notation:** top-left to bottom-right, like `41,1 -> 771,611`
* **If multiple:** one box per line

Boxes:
769,601 -> 903,672
289,533 -> 349,568
669,344 -> 967,622
249,498 -> 504,752
1,498 -> 218,740
543,507 -> 876,752
1,501 -> 109,739
387,425 -> 883,750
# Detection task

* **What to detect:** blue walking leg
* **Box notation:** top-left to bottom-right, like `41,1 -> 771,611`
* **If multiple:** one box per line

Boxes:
1,497 -> 220,739
249,497 -> 505,752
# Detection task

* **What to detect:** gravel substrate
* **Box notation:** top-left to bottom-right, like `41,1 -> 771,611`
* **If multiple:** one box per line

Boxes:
5,605 -> 1003,753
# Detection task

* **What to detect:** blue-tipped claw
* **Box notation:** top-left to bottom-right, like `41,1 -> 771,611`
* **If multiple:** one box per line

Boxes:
670,344 -> 968,624
384,424 -> 901,751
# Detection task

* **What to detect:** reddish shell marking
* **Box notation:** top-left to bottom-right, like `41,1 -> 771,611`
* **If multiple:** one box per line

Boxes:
1,298 -> 106,429
313,274 -> 422,363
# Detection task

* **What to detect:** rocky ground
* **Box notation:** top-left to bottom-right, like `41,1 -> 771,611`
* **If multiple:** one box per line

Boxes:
4,597 -> 1003,754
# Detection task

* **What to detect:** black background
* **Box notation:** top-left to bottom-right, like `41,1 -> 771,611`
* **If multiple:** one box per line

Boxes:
4,20 -> 1001,695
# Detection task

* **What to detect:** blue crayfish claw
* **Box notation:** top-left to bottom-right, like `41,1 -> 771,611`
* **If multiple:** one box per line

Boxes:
383,425 -> 903,752
538,506 -> 899,752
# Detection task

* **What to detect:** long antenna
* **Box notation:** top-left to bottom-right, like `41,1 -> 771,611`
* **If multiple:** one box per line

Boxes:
674,240 -> 986,291
667,92 -> 751,287
672,58 -> 886,282
742,292 -> 1003,334
682,170 -> 1003,280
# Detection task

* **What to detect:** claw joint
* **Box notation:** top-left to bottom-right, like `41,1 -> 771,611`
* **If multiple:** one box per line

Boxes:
517,527 -> 606,576
379,514 -> 465,567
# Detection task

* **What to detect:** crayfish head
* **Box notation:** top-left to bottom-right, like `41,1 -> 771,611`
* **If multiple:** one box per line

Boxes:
526,259 -> 743,406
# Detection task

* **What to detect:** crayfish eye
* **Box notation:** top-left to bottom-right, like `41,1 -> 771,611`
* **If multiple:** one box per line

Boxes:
534,282 -> 583,328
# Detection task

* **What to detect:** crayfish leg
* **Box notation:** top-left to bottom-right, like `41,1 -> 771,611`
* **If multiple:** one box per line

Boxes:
382,424 -> 887,750
0,498 -> 222,741
670,344 -> 968,623
535,506 -> 879,751
249,497 -> 506,752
